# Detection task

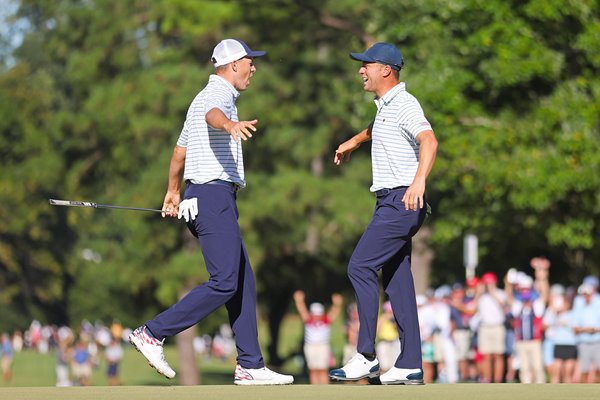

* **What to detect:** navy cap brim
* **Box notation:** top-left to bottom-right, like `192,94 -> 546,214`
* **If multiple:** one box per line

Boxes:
349,52 -> 401,70
247,50 -> 266,58
349,52 -> 375,63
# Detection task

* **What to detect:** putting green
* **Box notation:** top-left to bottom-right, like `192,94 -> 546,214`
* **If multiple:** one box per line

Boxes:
1,383 -> 599,400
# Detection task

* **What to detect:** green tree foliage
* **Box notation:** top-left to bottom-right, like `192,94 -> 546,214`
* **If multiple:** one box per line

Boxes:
1,0 -> 599,367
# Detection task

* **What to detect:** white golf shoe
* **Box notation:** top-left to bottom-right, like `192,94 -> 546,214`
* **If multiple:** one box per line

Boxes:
233,364 -> 294,385
129,326 -> 176,379
329,353 -> 380,381
379,367 -> 424,385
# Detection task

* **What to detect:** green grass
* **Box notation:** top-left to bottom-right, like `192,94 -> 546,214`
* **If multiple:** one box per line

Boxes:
1,383 -> 600,400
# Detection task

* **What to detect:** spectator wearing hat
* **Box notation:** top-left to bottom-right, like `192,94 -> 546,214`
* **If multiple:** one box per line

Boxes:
294,290 -> 343,384
572,283 -> 600,383
474,272 -> 507,383
431,285 -> 459,383
573,275 -> 600,311
505,266 -> 548,384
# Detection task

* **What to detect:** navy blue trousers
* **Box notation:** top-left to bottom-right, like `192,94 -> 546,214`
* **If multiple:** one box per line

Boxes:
348,187 -> 426,369
145,183 -> 264,369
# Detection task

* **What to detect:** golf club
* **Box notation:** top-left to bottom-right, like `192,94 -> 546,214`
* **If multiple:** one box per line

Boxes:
49,198 -> 164,213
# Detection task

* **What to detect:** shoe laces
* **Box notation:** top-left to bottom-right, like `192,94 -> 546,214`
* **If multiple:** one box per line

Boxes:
348,353 -> 365,364
140,326 -> 164,348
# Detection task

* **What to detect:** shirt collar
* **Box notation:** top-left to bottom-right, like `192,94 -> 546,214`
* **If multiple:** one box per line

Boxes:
209,74 -> 240,99
374,82 -> 405,109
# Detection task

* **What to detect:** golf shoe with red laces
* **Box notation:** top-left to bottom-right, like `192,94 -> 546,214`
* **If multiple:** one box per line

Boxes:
233,364 -> 294,385
129,326 -> 176,379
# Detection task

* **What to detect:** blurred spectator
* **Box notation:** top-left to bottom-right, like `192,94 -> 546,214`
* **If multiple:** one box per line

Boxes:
293,290 -> 343,384
105,337 -> 124,386
572,275 -> 600,311
572,283 -> 600,383
543,284 -> 565,376
342,303 -> 360,365
417,291 -> 436,383
451,280 -> 478,382
376,301 -> 401,373
432,285 -> 458,383
506,266 -> 548,384
543,286 -> 577,383
110,320 -> 124,342
212,324 -> 235,361
95,322 -> 112,348
28,320 -> 42,350
72,339 -> 93,386
193,334 -> 213,360
56,328 -> 74,387
1,333 -> 14,382
474,272 -> 507,383
12,331 -> 23,353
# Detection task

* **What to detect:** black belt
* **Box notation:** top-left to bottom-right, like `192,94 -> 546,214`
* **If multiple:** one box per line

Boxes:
187,179 -> 239,192
374,186 -> 408,197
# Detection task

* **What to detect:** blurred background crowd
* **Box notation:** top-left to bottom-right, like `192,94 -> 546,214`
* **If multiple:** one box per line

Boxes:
4,256 -> 597,386
293,257 -> 600,384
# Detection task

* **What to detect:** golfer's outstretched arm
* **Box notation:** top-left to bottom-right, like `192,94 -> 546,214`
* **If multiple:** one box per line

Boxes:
334,122 -> 374,165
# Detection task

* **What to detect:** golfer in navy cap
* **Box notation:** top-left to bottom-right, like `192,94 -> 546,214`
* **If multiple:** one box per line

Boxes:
329,42 -> 438,385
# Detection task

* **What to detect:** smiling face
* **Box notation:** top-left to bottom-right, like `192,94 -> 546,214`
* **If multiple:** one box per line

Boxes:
359,62 -> 385,93
232,57 -> 256,91
358,61 -> 399,97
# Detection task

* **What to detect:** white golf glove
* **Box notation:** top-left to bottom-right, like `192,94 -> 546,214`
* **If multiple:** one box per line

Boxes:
178,198 -> 198,222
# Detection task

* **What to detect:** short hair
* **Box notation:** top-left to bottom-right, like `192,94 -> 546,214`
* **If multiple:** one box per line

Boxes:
215,63 -> 229,74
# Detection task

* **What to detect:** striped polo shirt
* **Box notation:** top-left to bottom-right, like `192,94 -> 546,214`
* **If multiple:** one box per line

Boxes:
177,74 -> 246,188
370,82 -> 432,192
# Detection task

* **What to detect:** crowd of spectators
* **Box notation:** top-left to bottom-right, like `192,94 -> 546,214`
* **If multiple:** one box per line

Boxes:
2,257 -> 599,385
0,319 -> 238,386
413,257 -> 600,383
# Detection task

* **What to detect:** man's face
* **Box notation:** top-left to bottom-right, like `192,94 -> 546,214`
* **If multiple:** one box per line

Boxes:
359,62 -> 386,93
233,57 -> 256,91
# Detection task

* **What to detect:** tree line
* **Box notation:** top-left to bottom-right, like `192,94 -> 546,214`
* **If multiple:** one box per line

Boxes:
1,0 -> 599,366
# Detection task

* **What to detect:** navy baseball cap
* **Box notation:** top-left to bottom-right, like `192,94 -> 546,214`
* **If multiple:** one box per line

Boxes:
212,39 -> 266,67
350,42 -> 404,70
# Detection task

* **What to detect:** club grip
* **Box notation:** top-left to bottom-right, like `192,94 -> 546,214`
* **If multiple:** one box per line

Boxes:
48,199 -> 97,208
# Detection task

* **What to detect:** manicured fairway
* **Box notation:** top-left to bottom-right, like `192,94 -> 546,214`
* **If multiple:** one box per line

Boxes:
1,383 -> 599,400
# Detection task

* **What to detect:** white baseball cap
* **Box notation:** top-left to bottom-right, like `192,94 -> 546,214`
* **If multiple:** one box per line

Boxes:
211,39 -> 266,67
309,302 -> 325,316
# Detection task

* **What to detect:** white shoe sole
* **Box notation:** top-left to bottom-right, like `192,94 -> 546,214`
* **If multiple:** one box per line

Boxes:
234,379 -> 294,385
381,380 -> 424,385
129,334 -> 176,379
330,371 -> 380,381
